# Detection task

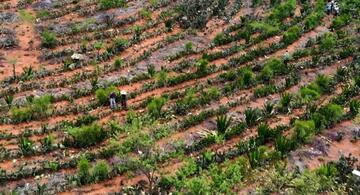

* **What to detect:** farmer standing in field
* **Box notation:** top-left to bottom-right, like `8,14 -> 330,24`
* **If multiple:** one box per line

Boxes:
109,91 -> 117,109
120,90 -> 127,109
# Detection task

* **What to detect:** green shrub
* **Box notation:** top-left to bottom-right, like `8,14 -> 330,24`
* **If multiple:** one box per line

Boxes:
216,115 -> 231,134
264,57 -> 286,74
254,84 -> 277,97
314,74 -> 331,93
139,8 -> 152,20
10,95 -> 53,122
244,108 -> 261,126
258,65 -> 274,83
269,0 -> 296,21
95,86 -> 118,105
213,32 -> 230,45
19,136 -> 34,155
318,103 -> 343,127
67,124 -> 107,147
156,70 -> 167,86
113,58 -> 123,71
293,120 -> 316,143
257,57 -> 285,83
147,97 -> 167,118
249,21 -> 279,37
330,14 -> 350,29
195,59 -> 209,75
282,26 -> 301,45
77,157 -> 91,185
11,107 -> 32,122
40,30 -> 57,48
311,112 -> 326,132
257,123 -> 273,143
202,87 -> 220,101
92,160 -> 110,181
349,99 -> 360,115
319,33 -> 337,51
41,134 -> 54,151
99,0 -> 126,9
275,135 -> 295,155
113,38 -> 128,52
279,92 -> 293,113
304,13 -> 322,31
300,87 -> 321,101
238,68 -> 255,87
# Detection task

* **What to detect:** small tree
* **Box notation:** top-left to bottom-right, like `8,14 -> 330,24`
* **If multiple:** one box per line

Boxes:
134,147 -> 161,194
216,115 -> 231,134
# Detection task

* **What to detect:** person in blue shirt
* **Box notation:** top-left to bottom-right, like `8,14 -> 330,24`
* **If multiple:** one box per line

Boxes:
109,92 -> 117,109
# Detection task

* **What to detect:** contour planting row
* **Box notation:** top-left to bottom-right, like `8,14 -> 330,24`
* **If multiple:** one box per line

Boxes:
0,48 -> 354,191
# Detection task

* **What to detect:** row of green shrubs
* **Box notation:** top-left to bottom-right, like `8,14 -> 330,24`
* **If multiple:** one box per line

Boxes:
10,95 -> 53,123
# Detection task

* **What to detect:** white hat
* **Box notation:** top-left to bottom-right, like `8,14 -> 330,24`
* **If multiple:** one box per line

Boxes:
121,90 -> 127,95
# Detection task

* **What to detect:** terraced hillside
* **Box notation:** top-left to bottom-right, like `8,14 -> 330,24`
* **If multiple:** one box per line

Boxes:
0,0 -> 359,194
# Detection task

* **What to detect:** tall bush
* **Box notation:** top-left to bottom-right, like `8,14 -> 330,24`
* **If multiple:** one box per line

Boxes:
66,124 -> 107,147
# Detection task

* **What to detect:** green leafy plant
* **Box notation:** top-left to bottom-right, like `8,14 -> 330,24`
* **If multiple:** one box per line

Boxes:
320,33 -> 337,51
147,97 -> 167,118
41,134 -> 54,152
66,124 -> 107,147
279,92 -> 293,113
77,156 -> 91,185
99,0 -> 126,9
113,58 -> 123,70
282,26 -> 301,45
292,120 -> 315,143
147,64 -> 156,77
318,103 -> 343,127
244,107 -> 261,126
19,136 -> 34,155
40,31 -> 57,48
92,160 -> 110,181
216,115 -> 232,134
4,94 -> 13,109
349,99 -> 360,116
